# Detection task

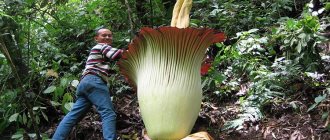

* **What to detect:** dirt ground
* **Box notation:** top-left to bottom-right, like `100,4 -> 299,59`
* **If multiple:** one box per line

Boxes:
41,92 -> 330,140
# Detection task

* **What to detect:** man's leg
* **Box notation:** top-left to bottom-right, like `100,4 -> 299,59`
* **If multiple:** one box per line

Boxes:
87,82 -> 116,140
52,97 -> 91,140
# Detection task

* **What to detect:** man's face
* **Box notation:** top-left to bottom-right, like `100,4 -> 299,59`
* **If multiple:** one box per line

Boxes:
95,29 -> 113,45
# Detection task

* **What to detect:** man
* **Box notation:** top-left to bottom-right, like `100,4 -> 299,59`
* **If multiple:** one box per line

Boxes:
53,28 -> 123,140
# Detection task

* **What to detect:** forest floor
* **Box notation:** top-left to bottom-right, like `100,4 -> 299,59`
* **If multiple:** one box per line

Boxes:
41,90 -> 330,140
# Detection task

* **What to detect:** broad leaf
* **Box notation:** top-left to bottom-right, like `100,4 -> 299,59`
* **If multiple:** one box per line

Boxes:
43,86 -> 56,94
9,113 -> 19,122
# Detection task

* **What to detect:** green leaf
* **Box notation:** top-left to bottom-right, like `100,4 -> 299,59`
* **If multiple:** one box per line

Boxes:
54,87 -> 65,101
307,103 -> 317,112
28,133 -> 37,139
315,94 -> 327,103
271,27 -> 278,34
60,78 -> 69,87
62,93 -> 73,103
258,37 -> 268,44
27,120 -> 31,128
248,29 -> 259,33
296,42 -> 302,53
35,115 -> 40,124
71,80 -> 79,88
289,101 -> 298,110
50,101 -> 61,106
18,114 -> 22,124
25,0 -> 34,5
223,118 -> 245,130
307,94 -> 326,113
0,121 -> 9,134
325,3 -> 330,11
289,38 -> 296,47
11,129 -> 24,139
322,112 -> 329,121
22,113 -> 27,125
41,111 -> 49,122
40,0 -> 48,8
11,133 -> 23,139
286,19 -> 295,30
298,33 -> 306,39
64,102 -> 74,113
9,113 -> 19,122
39,107 -> 46,110
43,86 -> 56,94
213,73 -> 227,84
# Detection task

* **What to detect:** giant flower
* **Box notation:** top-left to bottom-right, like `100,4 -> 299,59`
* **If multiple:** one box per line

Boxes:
118,0 -> 225,139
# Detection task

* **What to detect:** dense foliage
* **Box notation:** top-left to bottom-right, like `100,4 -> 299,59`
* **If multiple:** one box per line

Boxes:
1,0 -> 330,139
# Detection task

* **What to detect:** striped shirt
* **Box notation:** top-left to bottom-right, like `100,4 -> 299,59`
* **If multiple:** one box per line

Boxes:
82,43 -> 122,79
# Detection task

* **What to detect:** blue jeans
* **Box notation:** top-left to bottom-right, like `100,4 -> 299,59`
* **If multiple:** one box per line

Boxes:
52,75 -> 116,140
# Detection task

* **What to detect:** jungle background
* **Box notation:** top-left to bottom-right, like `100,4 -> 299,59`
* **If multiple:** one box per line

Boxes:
1,0 -> 330,139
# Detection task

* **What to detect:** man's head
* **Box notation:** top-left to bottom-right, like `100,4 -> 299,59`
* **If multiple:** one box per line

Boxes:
95,28 -> 113,45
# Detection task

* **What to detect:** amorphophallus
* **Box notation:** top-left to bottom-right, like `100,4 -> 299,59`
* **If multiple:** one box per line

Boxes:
118,0 -> 225,139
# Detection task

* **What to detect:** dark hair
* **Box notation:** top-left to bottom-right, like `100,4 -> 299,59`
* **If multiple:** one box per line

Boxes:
94,26 -> 106,35
95,28 -> 112,36
95,28 -> 103,36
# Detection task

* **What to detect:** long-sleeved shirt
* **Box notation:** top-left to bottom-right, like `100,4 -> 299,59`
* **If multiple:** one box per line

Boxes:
82,43 -> 122,81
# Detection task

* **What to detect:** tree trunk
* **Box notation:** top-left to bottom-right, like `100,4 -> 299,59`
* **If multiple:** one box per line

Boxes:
0,15 -> 41,140
124,0 -> 135,38
0,17 -> 29,82
136,0 -> 150,26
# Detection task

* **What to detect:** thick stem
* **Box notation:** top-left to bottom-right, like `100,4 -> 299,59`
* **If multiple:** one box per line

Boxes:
124,0 -> 135,39
0,37 -> 41,140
